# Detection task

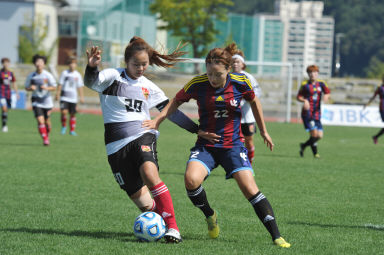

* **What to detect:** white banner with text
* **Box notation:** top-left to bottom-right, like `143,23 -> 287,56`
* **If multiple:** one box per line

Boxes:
321,104 -> 384,127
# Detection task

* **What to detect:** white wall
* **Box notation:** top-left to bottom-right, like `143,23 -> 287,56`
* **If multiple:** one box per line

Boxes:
0,2 -> 33,63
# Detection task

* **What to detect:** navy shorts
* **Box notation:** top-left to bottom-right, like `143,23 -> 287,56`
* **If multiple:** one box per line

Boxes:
302,117 -> 323,132
187,145 -> 253,179
0,98 -> 11,108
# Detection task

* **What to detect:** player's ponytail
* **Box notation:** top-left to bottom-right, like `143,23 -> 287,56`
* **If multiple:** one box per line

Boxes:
205,43 -> 238,69
124,36 -> 187,68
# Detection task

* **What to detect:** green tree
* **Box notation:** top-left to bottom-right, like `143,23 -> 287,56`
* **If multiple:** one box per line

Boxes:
18,13 -> 57,64
150,0 -> 233,72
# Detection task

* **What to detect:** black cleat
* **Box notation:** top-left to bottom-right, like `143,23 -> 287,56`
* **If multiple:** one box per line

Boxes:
299,143 -> 304,157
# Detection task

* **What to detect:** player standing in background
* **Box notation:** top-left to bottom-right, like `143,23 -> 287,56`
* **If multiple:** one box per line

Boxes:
143,43 -> 291,248
297,65 -> 330,158
84,37 -> 199,243
56,57 -> 84,136
363,75 -> 384,144
231,50 -> 262,164
25,55 -> 57,146
0,58 -> 18,132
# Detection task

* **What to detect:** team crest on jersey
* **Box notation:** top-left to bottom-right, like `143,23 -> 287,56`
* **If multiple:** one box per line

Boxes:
142,87 -> 149,100
216,95 -> 224,102
141,145 -> 151,152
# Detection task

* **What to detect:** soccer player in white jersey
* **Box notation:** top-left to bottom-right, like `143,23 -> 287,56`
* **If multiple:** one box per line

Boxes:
84,36 -> 198,243
25,55 -> 57,146
231,50 -> 262,164
56,57 -> 84,136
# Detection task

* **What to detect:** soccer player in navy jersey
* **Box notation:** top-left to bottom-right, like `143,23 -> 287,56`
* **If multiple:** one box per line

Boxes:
25,55 -> 57,145
364,75 -> 384,144
0,58 -> 18,132
84,37 -> 198,243
297,65 -> 330,158
143,43 -> 291,248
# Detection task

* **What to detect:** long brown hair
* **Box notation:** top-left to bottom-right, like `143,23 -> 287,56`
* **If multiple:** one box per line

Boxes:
205,43 -> 238,69
124,36 -> 187,68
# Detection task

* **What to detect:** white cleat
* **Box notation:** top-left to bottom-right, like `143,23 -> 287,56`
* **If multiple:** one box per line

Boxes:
2,126 -> 8,132
164,228 -> 182,243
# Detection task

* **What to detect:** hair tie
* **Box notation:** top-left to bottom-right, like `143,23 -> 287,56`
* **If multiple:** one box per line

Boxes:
232,54 -> 245,63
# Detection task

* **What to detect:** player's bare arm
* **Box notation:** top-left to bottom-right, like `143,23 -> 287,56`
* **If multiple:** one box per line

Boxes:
250,96 -> 274,151
142,97 -> 182,130
297,95 -> 310,110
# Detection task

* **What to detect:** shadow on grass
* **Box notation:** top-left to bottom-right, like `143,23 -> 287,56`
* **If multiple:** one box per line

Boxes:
0,227 -> 138,242
288,221 -> 384,231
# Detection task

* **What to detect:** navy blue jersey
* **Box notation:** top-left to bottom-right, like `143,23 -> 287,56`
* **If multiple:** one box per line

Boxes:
176,73 -> 255,148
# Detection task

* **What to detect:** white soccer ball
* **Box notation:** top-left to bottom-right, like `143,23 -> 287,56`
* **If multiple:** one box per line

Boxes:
133,211 -> 166,242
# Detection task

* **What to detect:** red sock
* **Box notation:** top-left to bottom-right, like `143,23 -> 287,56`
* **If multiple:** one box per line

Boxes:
248,146 -> 255,164
70,117 -> 76,132
61,114 -> 67,128
38,124 -> 48,140
149,182 -> 178,231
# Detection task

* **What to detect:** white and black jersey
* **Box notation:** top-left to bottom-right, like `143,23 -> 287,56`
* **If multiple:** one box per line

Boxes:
240,70 -> 262,124
59,69 -> 84,103
25,70 -> 57,108
84,66 -> 198,155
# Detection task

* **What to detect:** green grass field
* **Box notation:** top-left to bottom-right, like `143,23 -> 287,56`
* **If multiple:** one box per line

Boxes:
0,110 -> 383,255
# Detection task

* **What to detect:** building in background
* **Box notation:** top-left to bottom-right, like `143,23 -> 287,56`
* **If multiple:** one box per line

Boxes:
276,0 -> 334,77
0,0 -> 68,65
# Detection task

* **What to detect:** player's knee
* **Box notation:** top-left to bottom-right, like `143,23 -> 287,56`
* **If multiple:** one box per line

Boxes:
184,173 -> 201,190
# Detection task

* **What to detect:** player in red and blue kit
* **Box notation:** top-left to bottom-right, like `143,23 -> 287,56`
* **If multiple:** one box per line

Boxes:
143,43 -> 290,248
0,58 -> 18,132
297,65 -> 330,158
364,75 -> 384,144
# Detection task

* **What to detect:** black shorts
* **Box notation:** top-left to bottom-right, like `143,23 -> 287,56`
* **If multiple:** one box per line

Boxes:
60,101 -> 77,114
33,106 -> 51,119
107,133 -> 159,196
241,122 -> 256,136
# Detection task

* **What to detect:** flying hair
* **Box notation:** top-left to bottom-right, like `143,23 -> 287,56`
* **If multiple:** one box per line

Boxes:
124,36 -> 187,68
205,43 -> 238,69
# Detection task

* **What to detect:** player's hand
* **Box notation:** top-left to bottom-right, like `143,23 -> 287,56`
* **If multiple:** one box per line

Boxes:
142,119 -> 159,130
40,85 -> 48,90
80,97 -> 85,104
198,130 -> 221,144
303,100 -> 310,110
260,131 -> 274,151
86,46 -> 102,67
30,85 -> 37,91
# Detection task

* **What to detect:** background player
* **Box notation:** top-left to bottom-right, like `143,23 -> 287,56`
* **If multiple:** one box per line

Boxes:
0,58 -> 18,132
56,57 -> 84,136
25,55 -> 57,145
84,37 -> 198,243
363,75 -> 384,144
231,50 -> 262,164
143,43 -> 291,248
297,65 -> 330,158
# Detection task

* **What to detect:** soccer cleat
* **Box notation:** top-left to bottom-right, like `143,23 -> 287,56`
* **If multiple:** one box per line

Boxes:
43,138 -> 50,146
274,237 -> 291,248
372,136 -> 378,144
2,126 -> 8,132
164,228 -> 182,243
206,210 -> 219,239
61,127 -> 66,135
299,143 -> 304,157
69,131 -> 77,136
314,153 -> 320,159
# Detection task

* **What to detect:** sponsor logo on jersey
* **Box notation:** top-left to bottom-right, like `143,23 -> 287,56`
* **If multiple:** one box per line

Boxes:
216,95 -> 224,102
141,145 -> 151,152
162,212 -> 172,218
142,87 -> 149,100
230,99 -> 238,107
